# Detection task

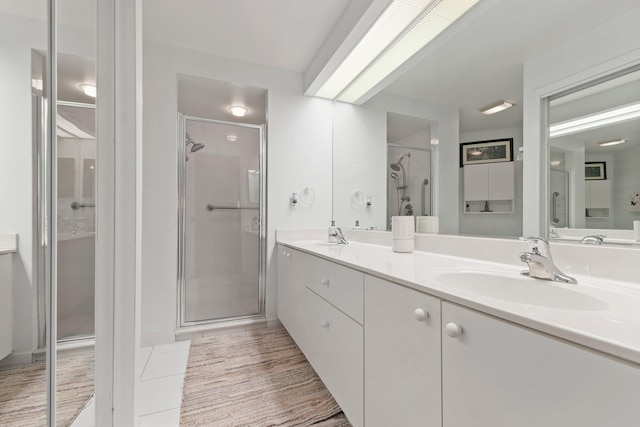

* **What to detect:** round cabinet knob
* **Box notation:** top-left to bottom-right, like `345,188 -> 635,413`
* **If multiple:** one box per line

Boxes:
445,322 -> 463,338
321,321 -> 330,329
413,308 -> 428,321
320,278 -> 330,286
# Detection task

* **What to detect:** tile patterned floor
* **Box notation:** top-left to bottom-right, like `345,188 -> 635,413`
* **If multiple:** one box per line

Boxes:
70,340 -> 191,427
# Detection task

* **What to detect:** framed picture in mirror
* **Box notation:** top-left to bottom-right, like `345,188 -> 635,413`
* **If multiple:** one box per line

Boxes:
585,162 -> 607,180
460,138 -> 513,166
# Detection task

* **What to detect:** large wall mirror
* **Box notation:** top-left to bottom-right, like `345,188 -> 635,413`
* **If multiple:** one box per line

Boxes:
331,0 -> 640,240
546,67 -> 640,243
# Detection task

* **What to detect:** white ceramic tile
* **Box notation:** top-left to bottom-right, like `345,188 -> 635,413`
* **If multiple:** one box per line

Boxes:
141,349 -> 189,380
138,374 -> 185,416
139,408 -> 181,427
70,396 -> 95,427
151,340 -> 190,355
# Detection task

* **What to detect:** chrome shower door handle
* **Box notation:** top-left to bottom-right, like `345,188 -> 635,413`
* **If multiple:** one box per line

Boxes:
552,191 -> 560,224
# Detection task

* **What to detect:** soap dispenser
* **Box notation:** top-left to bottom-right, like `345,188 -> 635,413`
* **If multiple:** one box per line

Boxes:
328,220 -> 338,243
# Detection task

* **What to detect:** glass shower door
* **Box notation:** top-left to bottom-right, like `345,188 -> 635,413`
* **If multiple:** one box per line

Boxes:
180,117 -> 263,324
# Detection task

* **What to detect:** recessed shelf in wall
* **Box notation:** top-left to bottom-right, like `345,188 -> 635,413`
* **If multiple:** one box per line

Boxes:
464,199 -> 513,214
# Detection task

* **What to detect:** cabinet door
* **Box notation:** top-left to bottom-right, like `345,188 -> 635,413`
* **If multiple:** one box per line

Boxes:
442,302 -> 640,427
306,289 -> 364,427
277,246 -> 311,353
488,162 -> 514,200
463,164 -> 489,201
588,180 -> 611,209
364,275 -> 441,427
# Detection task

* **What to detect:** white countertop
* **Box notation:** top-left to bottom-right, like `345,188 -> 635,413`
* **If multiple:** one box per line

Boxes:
0,234 -> 17,255
278,238 -> 640,365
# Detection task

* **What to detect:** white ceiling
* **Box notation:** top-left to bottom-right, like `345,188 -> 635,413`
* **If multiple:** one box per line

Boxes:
140,0 -> 640,132
8,0 -> 640,134
142,0 -> 351,72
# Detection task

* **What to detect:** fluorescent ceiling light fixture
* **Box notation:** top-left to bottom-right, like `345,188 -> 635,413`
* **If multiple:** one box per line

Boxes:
549,101 -> 640,138
336,0 -> 481,104
229,105 -> 248,117
598,139 -> 627,147
480,100 -> 514,115
550,160 -> 561,166
315,0 -> 438,100
80,83 -> 96,98
227,134 -> 238,142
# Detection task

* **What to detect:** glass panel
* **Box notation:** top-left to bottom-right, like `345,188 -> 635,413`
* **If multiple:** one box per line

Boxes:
56,0 -> 97,423
56,103 -> 96,341
0,0 -> 55,425
184,119 -> 261,323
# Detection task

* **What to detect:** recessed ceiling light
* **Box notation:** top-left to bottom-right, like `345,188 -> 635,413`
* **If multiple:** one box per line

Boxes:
598,139 -> 627,147
479,101 -> 514,115
227,134 -> 238,142
79,84 -> 96,98
229,106 -> 248,117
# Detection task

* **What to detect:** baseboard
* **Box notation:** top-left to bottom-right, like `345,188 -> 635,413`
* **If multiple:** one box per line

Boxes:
0,351 -> 34,367
266,318 -> 282,328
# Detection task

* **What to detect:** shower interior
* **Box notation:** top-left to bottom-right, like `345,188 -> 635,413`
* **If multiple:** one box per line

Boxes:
178,116 -> 264,325
387,146 -> 432,221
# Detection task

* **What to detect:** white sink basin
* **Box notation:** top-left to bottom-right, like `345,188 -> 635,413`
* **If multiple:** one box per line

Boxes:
434,271 -> 609,311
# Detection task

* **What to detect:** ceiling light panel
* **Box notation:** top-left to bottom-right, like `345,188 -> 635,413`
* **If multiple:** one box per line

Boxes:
549,101 -> 640,138
315,0 -> 437,100
338,0 -> 480,103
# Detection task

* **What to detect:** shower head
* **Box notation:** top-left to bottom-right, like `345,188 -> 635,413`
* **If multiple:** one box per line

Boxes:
189,142 -> 205,153
185,133 -> 206,153
390,163 -> 401,172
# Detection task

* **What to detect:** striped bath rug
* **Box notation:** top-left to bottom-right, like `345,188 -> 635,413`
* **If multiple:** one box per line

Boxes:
180,326 -> 351,426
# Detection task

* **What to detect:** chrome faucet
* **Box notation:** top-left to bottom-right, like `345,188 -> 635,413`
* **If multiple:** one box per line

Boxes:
581,234 -> 606,245
519,237 -> 577,284
330,227 -> 349,245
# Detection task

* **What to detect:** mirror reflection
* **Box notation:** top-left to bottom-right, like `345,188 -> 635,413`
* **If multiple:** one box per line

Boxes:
548,68 -> 640,242
386,114 -> 433,225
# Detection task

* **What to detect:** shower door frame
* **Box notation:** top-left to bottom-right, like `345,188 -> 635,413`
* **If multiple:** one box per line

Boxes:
176,114 -> 266,328
38,100 -> 97,348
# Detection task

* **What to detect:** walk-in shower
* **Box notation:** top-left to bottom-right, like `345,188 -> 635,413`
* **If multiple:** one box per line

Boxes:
387,145 -> 432,223
177,115 -> 265,326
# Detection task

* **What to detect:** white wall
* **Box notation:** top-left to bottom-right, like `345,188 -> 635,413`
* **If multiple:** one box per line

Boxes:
332,102 -> 387,229
522,4 -> 640,236
459,127 -> 523,238
142,41 -> 333,344
334,92 -> 459,234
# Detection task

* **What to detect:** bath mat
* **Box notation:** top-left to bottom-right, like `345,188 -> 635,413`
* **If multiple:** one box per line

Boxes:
180,326 -> 351,426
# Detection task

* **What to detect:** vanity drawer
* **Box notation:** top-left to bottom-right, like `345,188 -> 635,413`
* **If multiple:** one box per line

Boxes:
305,289 -> 363,427
306,256 -> 363,324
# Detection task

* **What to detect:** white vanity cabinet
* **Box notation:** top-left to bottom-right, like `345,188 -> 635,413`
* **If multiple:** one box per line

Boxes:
364,275 -> 441,427
441,301 -> 640,427
277,247 -> 312,354
277,244 -> 364,427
